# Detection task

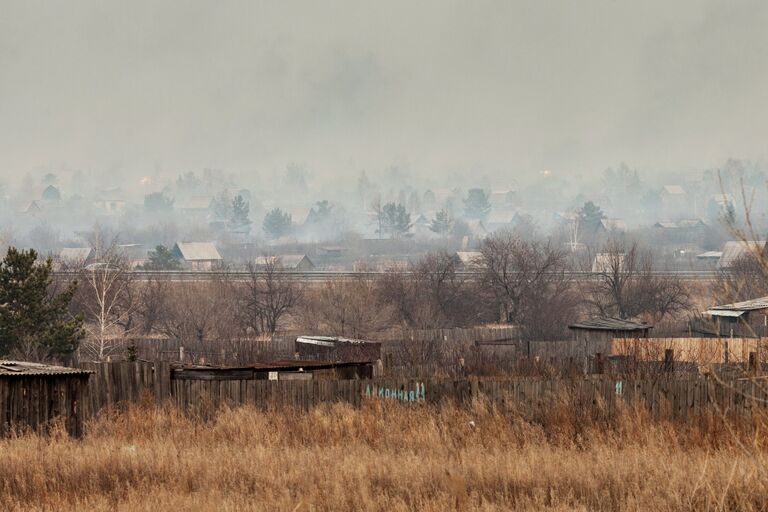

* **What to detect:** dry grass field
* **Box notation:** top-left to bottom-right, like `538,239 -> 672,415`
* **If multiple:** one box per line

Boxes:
1,396 -> 767,511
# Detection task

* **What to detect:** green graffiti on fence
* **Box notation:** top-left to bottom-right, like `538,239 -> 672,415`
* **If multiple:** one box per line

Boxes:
365,382 -> 426,402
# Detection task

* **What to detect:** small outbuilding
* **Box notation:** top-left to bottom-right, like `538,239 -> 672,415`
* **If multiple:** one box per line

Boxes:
569,317 -> 652,355
0,361 -> 92,437
295,335 -> 382,364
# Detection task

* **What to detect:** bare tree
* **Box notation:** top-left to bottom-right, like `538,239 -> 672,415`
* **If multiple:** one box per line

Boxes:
242,257 -> 302,334
77,246 -> 135,361
378,251 -> 486,329
480,231 -> 569,324
299,277 -> 393,338
587,240 -> 691,320
157,278 -> 239,346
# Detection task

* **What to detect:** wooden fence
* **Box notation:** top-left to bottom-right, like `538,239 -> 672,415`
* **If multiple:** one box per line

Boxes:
611,337 -> 765,365
78,361 -> 768,421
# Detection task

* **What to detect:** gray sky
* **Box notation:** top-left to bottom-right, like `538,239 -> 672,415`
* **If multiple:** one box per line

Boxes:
1,0 -> 766,183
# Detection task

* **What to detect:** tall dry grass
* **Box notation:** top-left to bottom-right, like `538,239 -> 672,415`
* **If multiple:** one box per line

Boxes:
1,396 -> 767,511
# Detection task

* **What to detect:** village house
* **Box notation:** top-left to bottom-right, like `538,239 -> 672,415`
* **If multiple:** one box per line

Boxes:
716,240 -> 767,270
171,242 -> 222,271
253,254 -> 315,271
58,247 -> 95,268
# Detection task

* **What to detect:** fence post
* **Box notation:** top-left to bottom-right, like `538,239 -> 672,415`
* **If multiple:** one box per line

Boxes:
749,351 -> 757,375
664,349 -> 674,373
179,346 -> 185,362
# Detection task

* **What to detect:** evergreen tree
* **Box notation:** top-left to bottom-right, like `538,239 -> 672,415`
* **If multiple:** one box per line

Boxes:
144,245 -> 181,270
380,202 -> 411,239
579,201 -> 606,233
430,209 -> 452,236
263,208 -> 292,240
0,248 -> 83,360
211,190 -> 234,220
229,195 -> 252,233
464,188 -> 491,220
143,192 -> 174,213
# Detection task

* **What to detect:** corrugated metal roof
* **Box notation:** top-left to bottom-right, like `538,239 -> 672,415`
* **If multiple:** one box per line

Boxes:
296,336 -> 375,346
705,309 -> 745,318
717,241 -> 766,269
697,251 -> 723,260
569,317 -> 652,331
174,242 -> 222,261
708,296 -> 768,313
0,361 -> 92,377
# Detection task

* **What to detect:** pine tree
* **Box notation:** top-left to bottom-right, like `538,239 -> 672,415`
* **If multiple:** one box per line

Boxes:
380,203 -> 411,239
229,195 -> 252,233
464,189 -> 491,220
0,248 -> 83,360
579,201 -> 606,233
263,208 -> 292,240
144,245 -> 181,270
430,209 -> 452,236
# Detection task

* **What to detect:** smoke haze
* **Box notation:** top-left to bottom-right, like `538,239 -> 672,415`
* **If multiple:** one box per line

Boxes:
1,0 -> 767,183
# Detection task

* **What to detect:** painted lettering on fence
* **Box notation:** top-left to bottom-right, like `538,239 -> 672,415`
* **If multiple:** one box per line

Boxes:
365,382 -> 426,402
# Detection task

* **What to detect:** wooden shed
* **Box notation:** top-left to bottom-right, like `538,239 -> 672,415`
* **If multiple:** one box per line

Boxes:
568,317 -> 652,355
0,361 -> 92,437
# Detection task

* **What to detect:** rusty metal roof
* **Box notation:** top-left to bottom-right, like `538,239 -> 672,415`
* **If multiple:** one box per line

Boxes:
569,317 -> 652,332
174,359 -> 371,372
0,361 -> 93,377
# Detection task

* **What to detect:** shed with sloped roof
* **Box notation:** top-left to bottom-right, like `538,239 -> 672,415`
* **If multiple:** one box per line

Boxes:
0,361 -> 92,437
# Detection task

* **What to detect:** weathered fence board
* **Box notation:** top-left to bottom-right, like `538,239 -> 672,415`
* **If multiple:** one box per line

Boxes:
78,361 -> 768,422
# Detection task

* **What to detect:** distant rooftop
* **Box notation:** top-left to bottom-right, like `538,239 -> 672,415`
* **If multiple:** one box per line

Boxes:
706,296 -> 768,317
569,317 -> 652,332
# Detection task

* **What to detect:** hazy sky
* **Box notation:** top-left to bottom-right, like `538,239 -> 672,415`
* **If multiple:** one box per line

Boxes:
1,0 -> 767,183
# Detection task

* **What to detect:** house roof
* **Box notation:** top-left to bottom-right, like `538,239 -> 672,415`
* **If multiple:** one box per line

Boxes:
663,185 -> 686,195
592,253 -> 624,273
697,251 -> 723,260
18,200 -> 42,213
60,247 -> 92,262
173,242 -> 222,261
600,218 -> 626,231
0,361 -> 92,377
465,219 -> 487,235
569,317 -> 652,332
710,193 -> 734,205
181,196 -> 212,210
677,219 -> 706,228
707,296 -> 768,314
288,207 -> 311,226
454,251 -> 483,266
487,210 -> 517,225
254,254 -> 314,269
717,241 -> 766,269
